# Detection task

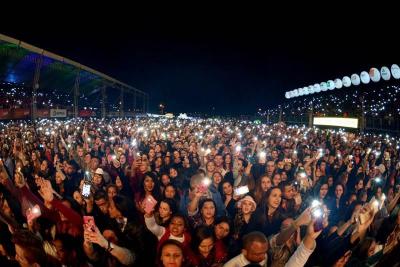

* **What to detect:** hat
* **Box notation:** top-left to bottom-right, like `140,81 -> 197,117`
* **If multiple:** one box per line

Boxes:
376,164 -> 386,174
238,195 -> 257,210
94,168 -> 104,175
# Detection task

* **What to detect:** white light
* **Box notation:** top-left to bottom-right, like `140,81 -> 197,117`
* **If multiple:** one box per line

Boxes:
327,80 -> 335,90
351,74 -> 361,86
235,145 -> 242,152
360,71 -> 370,84
381,66 -> 391,81
32,206 -> 40,215
391,64 -> 400,79
202,177 -> 211,186
313,117 -> 358,129
334,78 -> 343,89
131,139 -> 137,146
342,76 -> 351,87
320,82 -> 328,91
369,67 -> 381,82
311,200 -> 321,208
259,151 -> 266,158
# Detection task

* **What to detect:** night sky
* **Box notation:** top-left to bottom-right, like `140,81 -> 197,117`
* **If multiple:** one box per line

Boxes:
2,18 -> 399,115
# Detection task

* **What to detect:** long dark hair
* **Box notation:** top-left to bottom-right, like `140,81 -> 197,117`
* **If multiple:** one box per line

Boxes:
113,195 -> 139,222
261,186 -> 282,221
163,183 -> 181,203
254,174 -> 271,205
139,171 -> 162,201
352,237 -> 375,260
219,179 -> 233,201
12,229 -> 59,267
199,198 -> 217,220
191,226 -> 215,254
158,198 -> 178,215
223,153 -> 233,171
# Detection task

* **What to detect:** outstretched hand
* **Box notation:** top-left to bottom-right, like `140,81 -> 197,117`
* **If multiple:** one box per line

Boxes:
38,178 -> 54,203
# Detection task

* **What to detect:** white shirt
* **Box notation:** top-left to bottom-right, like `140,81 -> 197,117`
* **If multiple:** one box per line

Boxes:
145,215 -> 185,243
223,241 -> 315,267
224,253 -> 267,267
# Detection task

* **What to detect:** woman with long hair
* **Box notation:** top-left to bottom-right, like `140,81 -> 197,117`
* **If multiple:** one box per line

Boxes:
223,153 -> 233,174
248,186 -> 284,237
253,174 -> 272,205
328,183 -> 347,226
135,172 -> 162,215
220,179 -> 237,219
186,226 -> 227,267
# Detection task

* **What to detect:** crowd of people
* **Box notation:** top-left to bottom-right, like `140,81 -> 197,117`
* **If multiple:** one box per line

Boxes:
0,117 -> 399,267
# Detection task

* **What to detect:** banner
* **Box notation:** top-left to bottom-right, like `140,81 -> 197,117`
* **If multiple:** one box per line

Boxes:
313,117 -> 358,129
50,109 -> 67,117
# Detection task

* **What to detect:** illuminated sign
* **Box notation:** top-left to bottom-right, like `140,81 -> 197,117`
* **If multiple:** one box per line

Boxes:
313,117 -> 358,128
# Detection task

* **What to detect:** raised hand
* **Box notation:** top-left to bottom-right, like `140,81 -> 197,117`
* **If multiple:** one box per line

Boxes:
38,178 -> 54,203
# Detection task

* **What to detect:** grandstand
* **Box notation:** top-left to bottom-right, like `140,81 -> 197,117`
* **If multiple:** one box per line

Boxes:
0,33 -> 149,120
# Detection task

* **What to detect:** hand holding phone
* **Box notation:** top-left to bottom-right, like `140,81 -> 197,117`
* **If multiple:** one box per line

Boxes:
83,216 -> 96,232
234,186 -> 249,197
82,183 -> 91,198
197,177 -> 211,195
26,205 -> 41,224
310,201 -> 326,232
143,195 -> 158,214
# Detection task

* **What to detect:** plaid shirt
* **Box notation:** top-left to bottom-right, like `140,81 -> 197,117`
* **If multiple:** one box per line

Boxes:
269,233 -> 296,267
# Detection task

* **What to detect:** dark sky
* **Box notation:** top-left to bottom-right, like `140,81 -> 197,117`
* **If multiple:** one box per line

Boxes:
2,18 -> 399,115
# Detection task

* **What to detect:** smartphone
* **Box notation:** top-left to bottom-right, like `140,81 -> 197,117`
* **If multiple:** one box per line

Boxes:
292,180 -> 300,191
82,183 -> 91,198
311,206 -> 324,231
284,158 -> 292,163
314,217 -> 324,232
234,185 -> 250,197
83,216 -> 96,231
197,177 -> 211,194
143,195 -> 158,214
26,205 -> 41,223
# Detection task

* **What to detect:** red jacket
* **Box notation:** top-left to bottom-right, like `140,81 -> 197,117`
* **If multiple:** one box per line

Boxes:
157,228 -> 192,251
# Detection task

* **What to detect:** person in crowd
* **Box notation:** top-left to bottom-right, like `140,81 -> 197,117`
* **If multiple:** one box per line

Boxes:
0,117 -> 398,267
